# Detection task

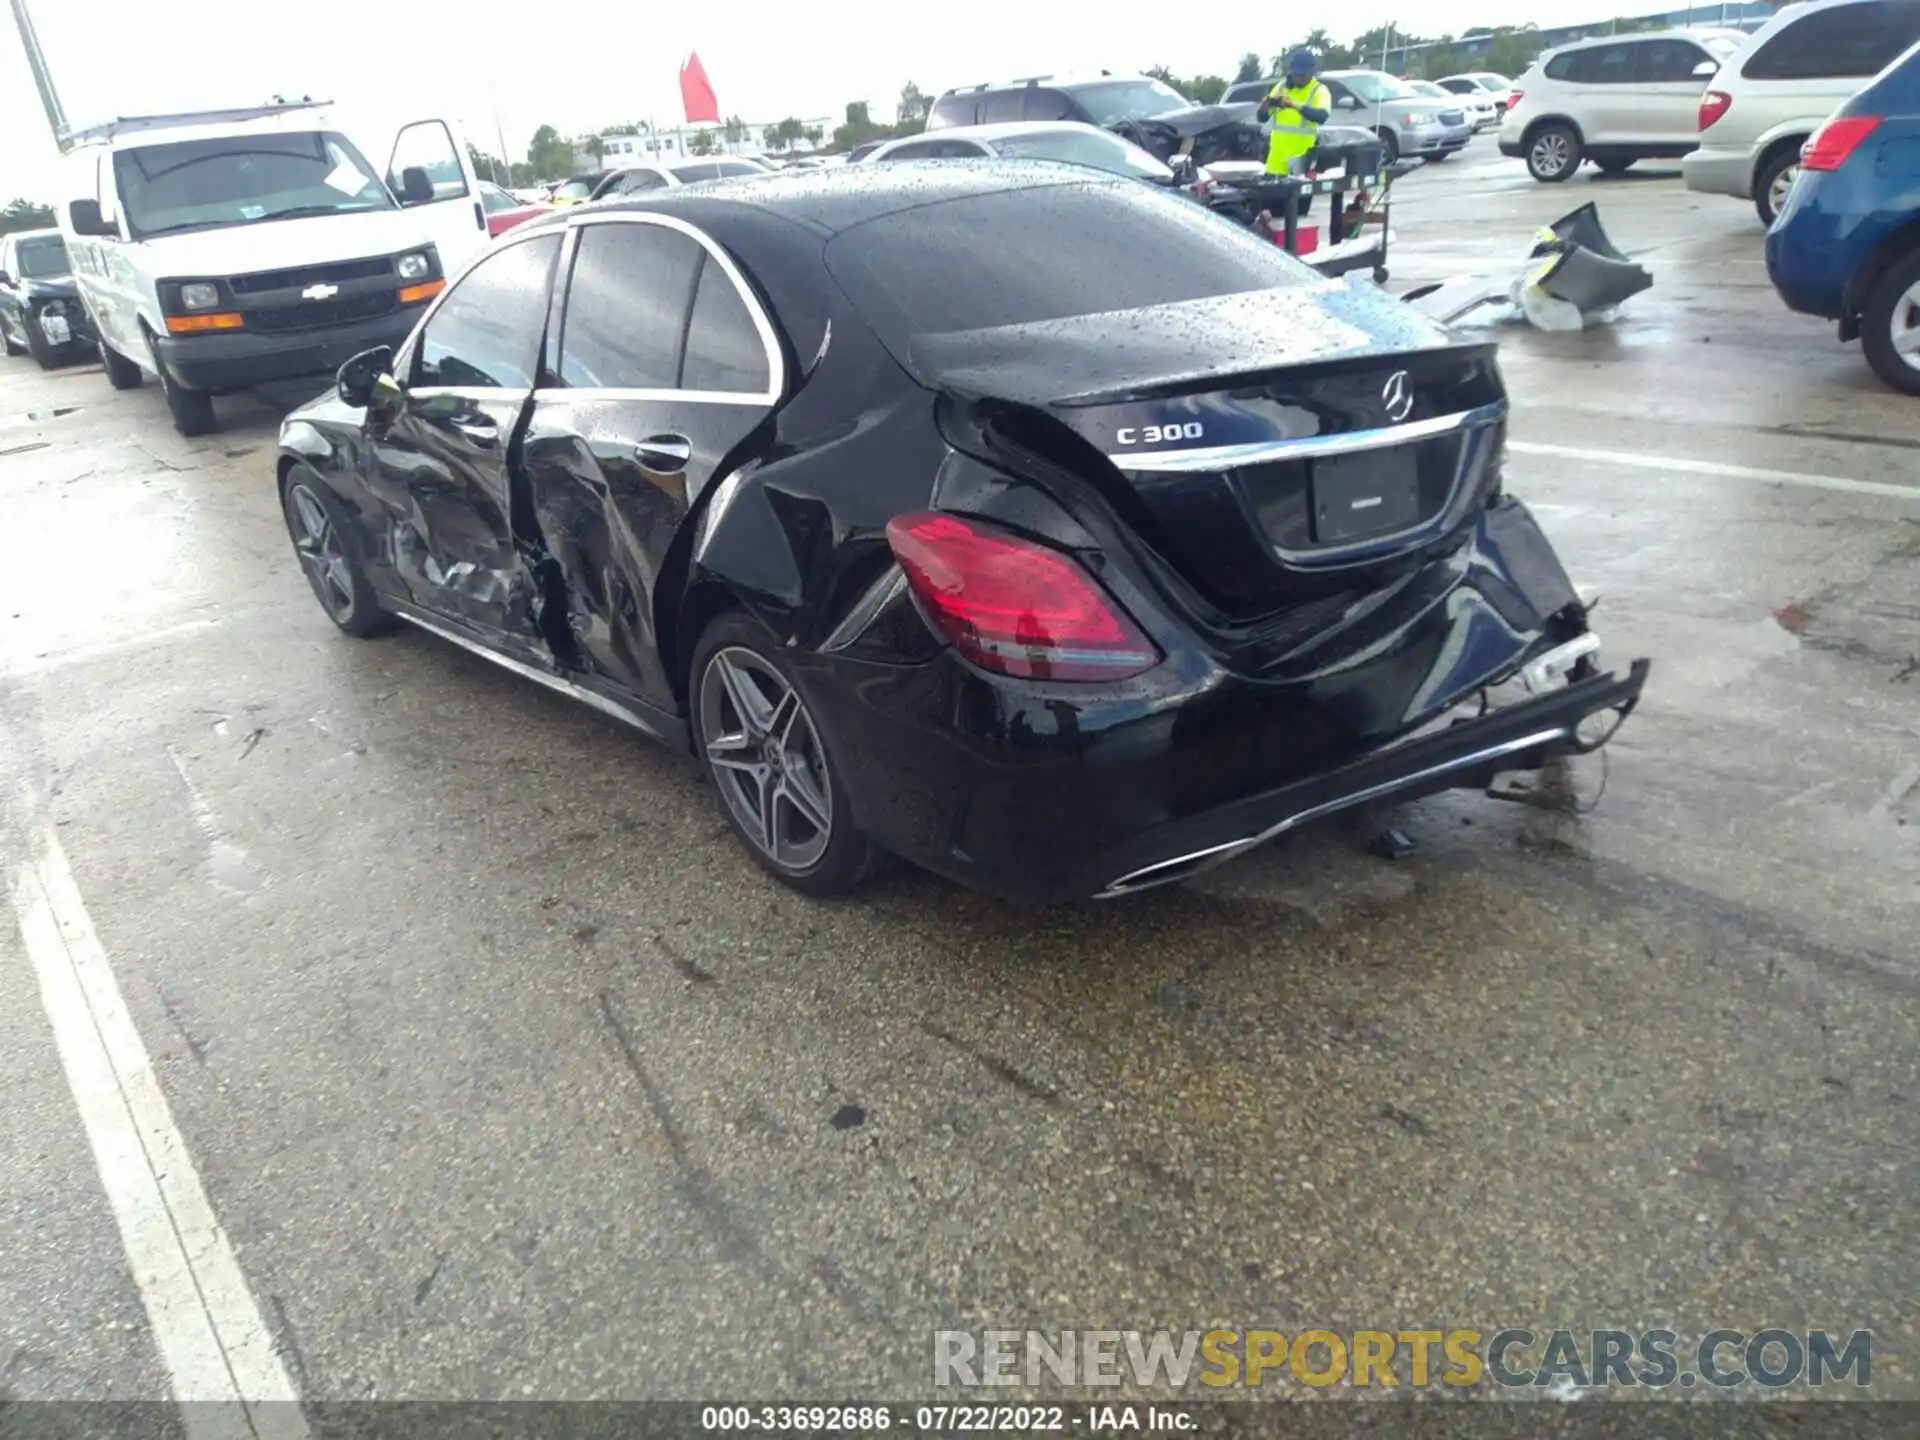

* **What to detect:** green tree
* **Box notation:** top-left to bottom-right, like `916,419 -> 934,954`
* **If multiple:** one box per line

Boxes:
527,124 -> 570,180
1145,64 -> 1193,99
724,114 -> 748,145
0,199 -> 55,235
1234,51 -> 1265,83
1189,74 -> 1229,104
898,81 -> 931,127
466,144 -> 508,186
689,128 -> 717,155
583,134 -> 607,166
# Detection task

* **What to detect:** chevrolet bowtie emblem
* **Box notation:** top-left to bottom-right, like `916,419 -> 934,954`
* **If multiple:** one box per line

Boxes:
301,283 -> 339,300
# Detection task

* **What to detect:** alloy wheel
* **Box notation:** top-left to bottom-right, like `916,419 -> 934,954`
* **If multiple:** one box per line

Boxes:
1892,281 -> 1920,373
1768,162 -> 1799,221
288,484 -> 356,621
1531,132 -> 1572,177
699,646 -> 833,871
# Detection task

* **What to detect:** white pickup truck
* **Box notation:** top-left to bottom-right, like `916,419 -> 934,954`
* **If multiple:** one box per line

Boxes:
58,100 -> 493,435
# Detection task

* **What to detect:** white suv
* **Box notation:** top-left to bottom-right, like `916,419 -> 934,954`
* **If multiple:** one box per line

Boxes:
1500,28 -> 1749,181
1684,0 -> 1920,224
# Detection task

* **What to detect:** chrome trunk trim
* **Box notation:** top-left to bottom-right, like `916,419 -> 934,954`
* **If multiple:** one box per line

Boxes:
1107,402 -> 1506,473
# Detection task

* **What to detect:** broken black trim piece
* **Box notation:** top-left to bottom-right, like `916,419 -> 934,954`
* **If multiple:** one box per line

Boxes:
1094,658 -> 1650,897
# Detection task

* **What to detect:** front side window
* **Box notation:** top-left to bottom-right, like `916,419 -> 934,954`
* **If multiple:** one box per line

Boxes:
554,177 -> 600,200
15,236 -> 71,278
112,131 -> 393,238
1026,88 -> 1077,120
981,90 -> 1026,123
1745,0 -> 1920,79
1333,72 -> 1418,103
556,223 -> 703,389
389,121 -> 469,201
415,233 -> 560,390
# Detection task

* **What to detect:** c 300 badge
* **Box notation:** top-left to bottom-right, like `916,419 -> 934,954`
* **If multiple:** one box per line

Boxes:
1115,422 -> 1204,445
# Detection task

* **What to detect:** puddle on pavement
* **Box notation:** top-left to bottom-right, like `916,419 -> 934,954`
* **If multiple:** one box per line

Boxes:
0,405 -> 83,431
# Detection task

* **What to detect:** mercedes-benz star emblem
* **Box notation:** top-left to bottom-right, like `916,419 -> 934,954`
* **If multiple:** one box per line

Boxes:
1382,370 -> 1414,422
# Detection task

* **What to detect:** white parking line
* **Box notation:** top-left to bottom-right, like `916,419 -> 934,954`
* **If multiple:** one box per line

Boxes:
1508,440 -> 1920,503
12,822 -> 308,1440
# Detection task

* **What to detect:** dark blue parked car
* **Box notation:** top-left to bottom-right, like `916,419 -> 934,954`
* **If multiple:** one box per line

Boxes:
1767,38 -> 1920,394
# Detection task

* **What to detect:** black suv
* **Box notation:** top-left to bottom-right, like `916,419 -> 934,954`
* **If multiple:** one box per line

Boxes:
928,75 -> 1264,164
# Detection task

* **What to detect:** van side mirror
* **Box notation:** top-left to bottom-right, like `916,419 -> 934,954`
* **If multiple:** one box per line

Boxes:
68,199 -> 116,237
1692,59 -> 1719,77
396,167 -> 435,205
337,345 -> 395,407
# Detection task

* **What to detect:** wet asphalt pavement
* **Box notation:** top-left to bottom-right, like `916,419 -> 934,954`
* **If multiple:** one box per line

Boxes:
1,142 -> 1916,1410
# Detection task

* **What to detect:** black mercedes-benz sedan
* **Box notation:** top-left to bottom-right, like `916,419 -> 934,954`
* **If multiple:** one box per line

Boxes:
0,229 -> 95,368
276,161 -> 1648,903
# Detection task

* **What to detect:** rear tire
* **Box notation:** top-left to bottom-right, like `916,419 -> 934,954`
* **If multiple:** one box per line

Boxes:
145,331 -> 216,436
1376,128 -> 1400,164
1753,146 -> 1800,228
1526,123 -> 1581,182
100,340 -> 143,389
281,471 -> 396,638
26,325 -> 59,369
1860,249 -> 1920,397
690,611 -> 883,898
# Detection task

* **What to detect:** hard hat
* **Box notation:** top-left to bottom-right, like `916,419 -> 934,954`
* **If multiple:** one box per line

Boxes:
1287,49 -> 1317,76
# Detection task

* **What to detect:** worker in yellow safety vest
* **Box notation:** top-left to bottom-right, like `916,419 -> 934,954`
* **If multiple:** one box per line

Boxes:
1259,50 -> 1333,177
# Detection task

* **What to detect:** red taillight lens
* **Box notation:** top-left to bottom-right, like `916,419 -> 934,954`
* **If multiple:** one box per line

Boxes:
1507,90 -> 1522,109
884,512 -> 1160,681
1802,115 -> 1882,171
1699,90 -> 1732,131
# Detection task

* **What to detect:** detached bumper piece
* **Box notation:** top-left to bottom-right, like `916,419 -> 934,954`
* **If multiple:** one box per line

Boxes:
1095,658 -> 1650,898
1400,203 -> 1652,331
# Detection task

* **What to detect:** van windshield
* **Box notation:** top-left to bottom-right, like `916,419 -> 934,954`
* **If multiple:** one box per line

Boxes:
112,131 -> 394,238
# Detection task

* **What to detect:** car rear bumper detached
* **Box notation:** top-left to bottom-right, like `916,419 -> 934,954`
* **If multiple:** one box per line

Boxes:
155,302 -> 428,393
1680,146 -> 1752,199
811,500 -> 1650,904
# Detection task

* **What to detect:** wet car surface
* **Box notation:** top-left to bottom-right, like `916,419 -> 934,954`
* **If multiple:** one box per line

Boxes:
1,145 -> 1916,1404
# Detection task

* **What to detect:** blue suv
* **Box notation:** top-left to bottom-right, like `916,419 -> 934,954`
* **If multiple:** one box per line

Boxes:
1766,38 -> 1920,394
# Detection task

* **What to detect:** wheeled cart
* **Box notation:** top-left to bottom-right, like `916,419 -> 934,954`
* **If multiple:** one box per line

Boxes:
1243,167 -> 1394,284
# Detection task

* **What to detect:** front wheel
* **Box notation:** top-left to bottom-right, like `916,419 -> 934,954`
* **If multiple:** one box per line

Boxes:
281,473 -> 395,637
1527,123 -> 1581,182
1376,128 -> 1400,164
691,612 -> 883,897
1860,250 -> 1920,396
145,332 -> 216,436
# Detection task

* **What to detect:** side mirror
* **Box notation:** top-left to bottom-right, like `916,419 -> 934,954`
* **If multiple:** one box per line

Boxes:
1336,95 -> 1359,109
396,167 -> 435,205
1692,60 -> 1719,77
337,345 -> 395,407
68,199 -> 116,238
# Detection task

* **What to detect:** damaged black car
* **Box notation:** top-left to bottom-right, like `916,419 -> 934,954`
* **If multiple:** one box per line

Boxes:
277,162 -> 1648,903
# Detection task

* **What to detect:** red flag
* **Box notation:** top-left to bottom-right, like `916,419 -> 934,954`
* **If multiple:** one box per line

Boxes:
680,52 -> 721,125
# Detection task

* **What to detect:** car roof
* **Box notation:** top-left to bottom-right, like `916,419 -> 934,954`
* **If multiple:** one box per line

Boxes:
940,73 -> 1158,95
884,120 -> 1115,145
1547,26 -> 1746,53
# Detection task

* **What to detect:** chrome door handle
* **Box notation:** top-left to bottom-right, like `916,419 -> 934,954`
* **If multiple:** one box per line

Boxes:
634,434 -> 692,472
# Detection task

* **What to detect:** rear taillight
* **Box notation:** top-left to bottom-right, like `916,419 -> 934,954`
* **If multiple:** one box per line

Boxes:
884,512 -> 1160,681
1508,90 -> 1522,109
1699,90 -> 1732,131
1802,115 -> 1882,171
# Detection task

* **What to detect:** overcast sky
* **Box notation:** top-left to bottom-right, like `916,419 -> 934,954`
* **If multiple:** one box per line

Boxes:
2,0 -> 1621,198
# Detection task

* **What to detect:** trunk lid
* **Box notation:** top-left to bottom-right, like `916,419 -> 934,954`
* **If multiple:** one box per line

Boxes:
916,285 -> 1508,617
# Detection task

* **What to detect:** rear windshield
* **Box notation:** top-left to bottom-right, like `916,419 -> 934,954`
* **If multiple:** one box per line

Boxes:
824,177 -> 1313,348
16,235 -> 71,277
112,131 -> 393,239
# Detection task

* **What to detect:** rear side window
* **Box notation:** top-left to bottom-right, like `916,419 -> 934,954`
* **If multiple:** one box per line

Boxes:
1026,87 -> 1077,120
1439,78 -> 1476,93
882,139 -> 989,159
1636,39 -> 1712,83
981,89 -> 1025,122
927,94 -> 978,128
825,178 -> 1313,347
416,233 -> 560,390
557,223 -> 702,389
617,170 -> 668,193
682,256 -> 771,394
1743,0 -> 1920,79
1567,43 -> 1638,83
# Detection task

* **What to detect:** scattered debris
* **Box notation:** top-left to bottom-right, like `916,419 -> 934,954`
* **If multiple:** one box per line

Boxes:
1402,203 -> 1652,331
829,1104 -> 866,1131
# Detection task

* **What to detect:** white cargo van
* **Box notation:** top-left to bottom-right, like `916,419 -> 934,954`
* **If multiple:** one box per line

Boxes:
58,100 -> 492,435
